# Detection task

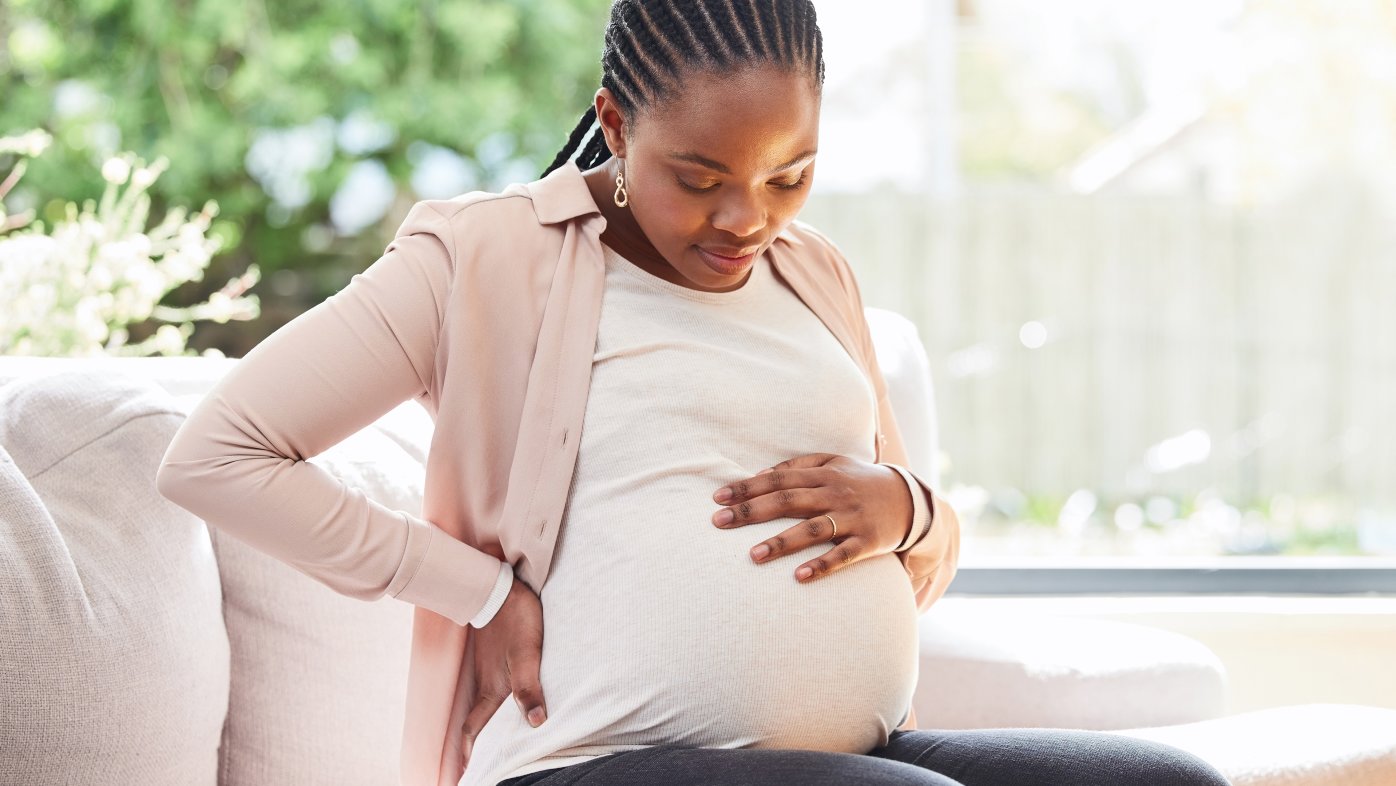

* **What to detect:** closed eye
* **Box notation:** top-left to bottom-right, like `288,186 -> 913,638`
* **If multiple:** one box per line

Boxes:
676,172 -> 809,193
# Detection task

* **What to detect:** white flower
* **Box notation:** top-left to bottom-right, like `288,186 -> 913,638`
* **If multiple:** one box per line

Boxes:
101,157 -> 132,185
0,128 -> 52,157
207,291 -> 234,322
130,166 -> 157,190
88,260 -> 115,290
74,297 -> 109,343
129,233 -> 152,257
1,141 -> 254,356
153,324 -> 186,355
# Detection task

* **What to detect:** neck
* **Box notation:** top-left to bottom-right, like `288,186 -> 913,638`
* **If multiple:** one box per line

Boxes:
581,157 -> 662,266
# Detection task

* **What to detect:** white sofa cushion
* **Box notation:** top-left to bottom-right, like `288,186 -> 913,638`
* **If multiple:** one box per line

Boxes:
865,307 -> 941,487
1108,703 -> 1396,785
0,370 -> 228,786
195,400 -> 421,786
913,603 -> 1228,730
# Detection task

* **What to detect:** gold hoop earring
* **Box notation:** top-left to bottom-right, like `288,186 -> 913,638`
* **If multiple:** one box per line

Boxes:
613,160 -> 629,208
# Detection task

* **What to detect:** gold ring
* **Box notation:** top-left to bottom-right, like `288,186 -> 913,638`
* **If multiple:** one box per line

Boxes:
824,513 -> 837,541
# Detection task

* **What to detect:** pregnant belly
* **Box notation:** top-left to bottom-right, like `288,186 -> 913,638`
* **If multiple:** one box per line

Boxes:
535,514 -> 922,755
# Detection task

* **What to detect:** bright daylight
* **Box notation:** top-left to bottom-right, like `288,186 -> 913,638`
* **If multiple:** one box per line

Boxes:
2,1 -> 1393,785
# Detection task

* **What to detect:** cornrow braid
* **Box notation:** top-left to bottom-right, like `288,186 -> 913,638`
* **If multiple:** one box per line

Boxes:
540,0 -> 825,178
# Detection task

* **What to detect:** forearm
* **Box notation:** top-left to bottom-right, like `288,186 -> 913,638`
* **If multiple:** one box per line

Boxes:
878,463 -> 960,614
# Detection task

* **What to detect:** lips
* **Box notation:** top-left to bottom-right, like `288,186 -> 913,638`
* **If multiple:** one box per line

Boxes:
696,245 -> 758,275
700,246 -> 760,259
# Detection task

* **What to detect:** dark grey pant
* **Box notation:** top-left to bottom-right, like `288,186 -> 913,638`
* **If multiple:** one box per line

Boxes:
497,727 -> 1231,785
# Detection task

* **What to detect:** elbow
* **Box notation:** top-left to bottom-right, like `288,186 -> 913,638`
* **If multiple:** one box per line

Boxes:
155,425 -> 215,507
155,402 -> 226,506
154,456 -> 191,506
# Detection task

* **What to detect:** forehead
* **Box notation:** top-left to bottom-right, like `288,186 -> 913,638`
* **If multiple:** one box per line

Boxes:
635,65 -> 821,170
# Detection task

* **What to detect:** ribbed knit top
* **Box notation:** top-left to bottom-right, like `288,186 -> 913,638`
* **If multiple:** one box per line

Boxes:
459,243 -> 921,786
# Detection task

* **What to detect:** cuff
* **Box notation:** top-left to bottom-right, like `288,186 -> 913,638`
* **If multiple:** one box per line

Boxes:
469,561 -> 515,629
389,511 -> 507,628
881,462 -> 932,553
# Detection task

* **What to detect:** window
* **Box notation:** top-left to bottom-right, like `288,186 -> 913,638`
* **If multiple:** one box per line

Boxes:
806,0 -> 1396,590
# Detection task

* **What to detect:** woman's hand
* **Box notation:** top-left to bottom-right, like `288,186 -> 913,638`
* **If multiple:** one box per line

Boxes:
459,576 -> 548,769
711,453 -> 913,582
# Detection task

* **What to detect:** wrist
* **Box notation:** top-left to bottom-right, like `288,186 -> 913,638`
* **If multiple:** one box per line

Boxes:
880,463 -> 925,552
468,560 -> 514,629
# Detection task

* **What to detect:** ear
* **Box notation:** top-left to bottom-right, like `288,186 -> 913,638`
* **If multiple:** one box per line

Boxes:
593,88 -> 629,159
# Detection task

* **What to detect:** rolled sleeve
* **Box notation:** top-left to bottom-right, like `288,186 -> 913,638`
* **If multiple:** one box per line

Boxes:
894,466 -> 961,614
392,512 -> 510,628
465,560 -> 515,629
880,462 -> 932,553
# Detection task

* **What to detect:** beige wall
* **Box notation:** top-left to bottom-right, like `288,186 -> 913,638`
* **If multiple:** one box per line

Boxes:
947,595 -> 1396,714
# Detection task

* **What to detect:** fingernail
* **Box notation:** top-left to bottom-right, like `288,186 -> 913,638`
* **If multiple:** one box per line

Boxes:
463,737 -> 472,761
796,566 -> 813,580
528,707 -> 546,727
714,487 -> 732,502
751,544 -> 770,560
714,509 -> 733,526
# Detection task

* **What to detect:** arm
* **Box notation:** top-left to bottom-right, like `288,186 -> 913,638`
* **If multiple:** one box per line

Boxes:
155,201 -> 507,629
812,230 -> 962,616
875,401 -> 961,615
880,462 -> 932,554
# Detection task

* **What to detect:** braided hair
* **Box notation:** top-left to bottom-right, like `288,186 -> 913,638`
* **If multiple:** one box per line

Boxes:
541,0 -> 826,178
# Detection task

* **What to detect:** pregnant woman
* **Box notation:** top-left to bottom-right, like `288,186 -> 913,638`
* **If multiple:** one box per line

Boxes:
158,2 -> 1233,785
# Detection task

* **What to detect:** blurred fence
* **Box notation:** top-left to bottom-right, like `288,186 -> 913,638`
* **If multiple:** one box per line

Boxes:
798,185 -> 1396,509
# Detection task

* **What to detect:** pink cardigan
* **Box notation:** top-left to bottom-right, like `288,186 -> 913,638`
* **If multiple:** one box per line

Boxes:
156,160 -> 961,786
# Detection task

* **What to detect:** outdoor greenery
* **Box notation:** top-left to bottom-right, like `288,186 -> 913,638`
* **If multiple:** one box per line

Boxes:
951,482 -> 1372,559
2,0 -> 611,352
0,129 -> 259,356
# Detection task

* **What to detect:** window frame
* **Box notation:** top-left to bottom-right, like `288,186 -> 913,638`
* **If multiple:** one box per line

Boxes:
945,557 -> 1396,595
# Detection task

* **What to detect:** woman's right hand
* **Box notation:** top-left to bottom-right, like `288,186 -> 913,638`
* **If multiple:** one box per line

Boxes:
459,575 -> 548,768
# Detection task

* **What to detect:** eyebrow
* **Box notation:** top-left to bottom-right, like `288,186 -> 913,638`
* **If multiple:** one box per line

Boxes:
666,149 -> 818,176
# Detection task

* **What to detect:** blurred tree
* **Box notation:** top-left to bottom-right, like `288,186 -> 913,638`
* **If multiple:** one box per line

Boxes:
1,0 -> 611,354
953,2 -> 1133,182
1211,0 -> 1396,207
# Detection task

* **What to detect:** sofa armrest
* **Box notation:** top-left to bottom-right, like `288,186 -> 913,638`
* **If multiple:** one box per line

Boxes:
912,601 -> 1228,731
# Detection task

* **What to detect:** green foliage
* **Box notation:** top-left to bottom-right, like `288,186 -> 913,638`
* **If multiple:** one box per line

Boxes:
965,485 -> 1371,557
2,0 -> 611,346
0,132 -> 261,357
1284,524 -> 1361,556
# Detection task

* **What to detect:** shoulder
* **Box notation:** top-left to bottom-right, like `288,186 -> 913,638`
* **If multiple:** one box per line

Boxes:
378,185 -> 573,304
772,217 -> 861,295
390,184 -> 554,250
775,217 -> 838,253
773,218 -> 879,358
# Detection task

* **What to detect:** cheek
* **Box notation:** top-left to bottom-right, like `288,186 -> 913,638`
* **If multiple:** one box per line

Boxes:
634,189 -> 708,248
771,199 -> 806,225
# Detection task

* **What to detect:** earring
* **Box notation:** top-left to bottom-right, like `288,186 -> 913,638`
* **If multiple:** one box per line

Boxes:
613,160 -> 629,208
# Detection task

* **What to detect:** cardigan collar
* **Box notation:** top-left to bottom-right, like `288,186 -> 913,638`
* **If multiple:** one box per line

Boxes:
523,160 -> 604,225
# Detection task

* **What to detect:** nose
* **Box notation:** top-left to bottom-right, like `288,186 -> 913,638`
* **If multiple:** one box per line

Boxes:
710,191 -> 766,240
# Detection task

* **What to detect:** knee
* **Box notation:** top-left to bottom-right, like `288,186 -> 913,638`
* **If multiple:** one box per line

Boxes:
1130,740 -> 1232,786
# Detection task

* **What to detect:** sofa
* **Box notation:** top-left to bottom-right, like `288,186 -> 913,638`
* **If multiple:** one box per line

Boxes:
1,307 -> 1393,786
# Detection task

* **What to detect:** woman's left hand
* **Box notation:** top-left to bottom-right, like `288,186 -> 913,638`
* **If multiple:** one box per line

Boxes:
710,453 -> 912,583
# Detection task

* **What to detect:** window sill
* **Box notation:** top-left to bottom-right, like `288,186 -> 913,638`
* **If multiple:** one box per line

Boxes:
946,556 -> 1396,595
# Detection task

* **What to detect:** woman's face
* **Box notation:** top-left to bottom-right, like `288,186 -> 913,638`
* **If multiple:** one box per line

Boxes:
593,64 -> 821,292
